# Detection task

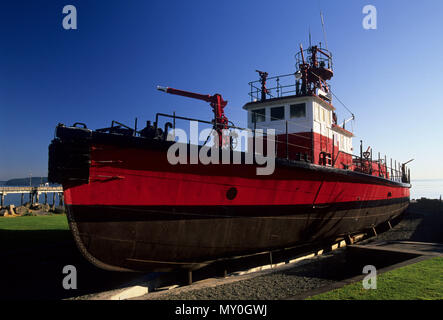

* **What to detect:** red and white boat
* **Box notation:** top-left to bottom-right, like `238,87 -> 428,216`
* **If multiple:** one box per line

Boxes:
48,43 -> 411,272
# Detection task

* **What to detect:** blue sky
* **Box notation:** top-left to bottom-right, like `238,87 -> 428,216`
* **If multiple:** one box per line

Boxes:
1,0 -> 442,180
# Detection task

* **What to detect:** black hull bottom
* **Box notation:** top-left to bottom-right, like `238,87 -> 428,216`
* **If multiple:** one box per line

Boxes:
66,198 -> 409,272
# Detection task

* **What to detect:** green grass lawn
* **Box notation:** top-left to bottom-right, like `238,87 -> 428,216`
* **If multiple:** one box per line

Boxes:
0,215 -> 71,250
0,214 -> 69,231
308,257 -> 443,300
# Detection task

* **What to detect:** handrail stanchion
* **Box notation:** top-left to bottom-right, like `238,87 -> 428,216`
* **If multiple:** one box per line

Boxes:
311,129 -> 314,163
360,140 -> 363,171
253,120 -> 256,161
173,111 -> 176,130
332,133 -> 335,167
378,152 -> 381,176
398,161 -> 403,182
390,158 -> 393,181
286,121 -> 289,160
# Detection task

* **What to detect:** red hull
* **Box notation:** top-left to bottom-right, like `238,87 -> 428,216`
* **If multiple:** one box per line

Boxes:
49,127 -> 410,271
65,144 -> 408,207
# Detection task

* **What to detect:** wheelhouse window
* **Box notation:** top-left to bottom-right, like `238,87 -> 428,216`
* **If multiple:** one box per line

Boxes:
290,103 -> 306,118
270,106 -> 285,121
252,108 -> 266,123
316,105 -> 321,122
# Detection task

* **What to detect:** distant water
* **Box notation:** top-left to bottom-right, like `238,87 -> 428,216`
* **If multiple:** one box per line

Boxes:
410,179 -> 443,200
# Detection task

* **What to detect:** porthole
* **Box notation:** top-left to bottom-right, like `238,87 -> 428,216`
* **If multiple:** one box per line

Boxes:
226,187 -> 238,200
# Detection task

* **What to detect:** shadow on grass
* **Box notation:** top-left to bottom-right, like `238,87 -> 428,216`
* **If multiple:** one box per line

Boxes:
0,229 -> 143,300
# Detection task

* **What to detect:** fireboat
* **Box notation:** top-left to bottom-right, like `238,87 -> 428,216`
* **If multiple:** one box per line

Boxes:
48,42 -> 411,272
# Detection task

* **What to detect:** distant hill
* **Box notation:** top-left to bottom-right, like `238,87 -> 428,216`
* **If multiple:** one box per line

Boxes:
2,177 -> 49,187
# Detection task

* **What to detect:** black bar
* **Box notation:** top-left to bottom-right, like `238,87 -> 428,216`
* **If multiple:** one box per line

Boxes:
286,121 -> 289,160
360,140 -> 363,169
332,134 -> 335,167
134,118 -> 138,136
311,129 -> 314,163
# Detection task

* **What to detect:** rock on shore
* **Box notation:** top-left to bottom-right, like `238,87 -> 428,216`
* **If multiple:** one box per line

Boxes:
0,202 -> 65,217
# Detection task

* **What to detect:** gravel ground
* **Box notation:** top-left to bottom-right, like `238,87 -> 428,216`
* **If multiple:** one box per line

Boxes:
135,199 -> 443,300
135,253 -> 345,300
155,273 -> 334,300
364,214 -> 422,243
366,199 -> 443,244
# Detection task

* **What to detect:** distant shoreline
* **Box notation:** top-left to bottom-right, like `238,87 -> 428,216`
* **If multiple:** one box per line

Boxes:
0,177 -> 49,187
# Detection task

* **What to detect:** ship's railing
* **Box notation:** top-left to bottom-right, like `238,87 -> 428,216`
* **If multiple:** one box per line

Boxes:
156,112 -> 343,168
248,72 -> 333,103
154,112 -> 247,134
96,120 -> 138,136
154,112 -> 251,149
295,46 -> 333,70
248,112 -> 410,183
248,46 -> 334,102
154,112 -> 318,162
351,142 -> 410,183
248,73 -> 300,102
96,114 -> 411,184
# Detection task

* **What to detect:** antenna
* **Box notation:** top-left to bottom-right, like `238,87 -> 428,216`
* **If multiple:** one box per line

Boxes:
320,11 -> 328,50
309,27 -> 312,47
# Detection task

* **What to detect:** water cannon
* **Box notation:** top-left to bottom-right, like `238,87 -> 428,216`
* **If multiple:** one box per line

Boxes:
157,85 -> 229,148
